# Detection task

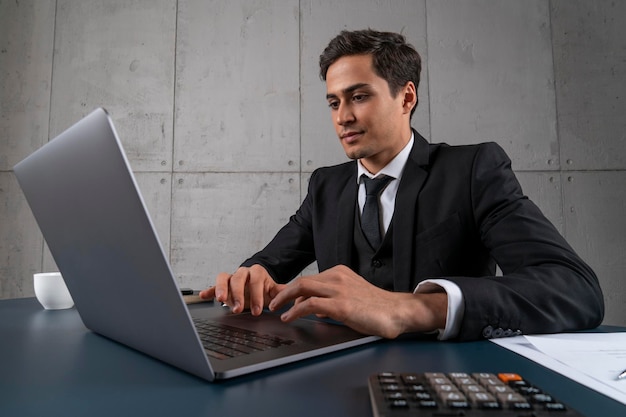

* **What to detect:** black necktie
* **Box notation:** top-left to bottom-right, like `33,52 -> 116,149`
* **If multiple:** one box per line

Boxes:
361,175 -> 393,248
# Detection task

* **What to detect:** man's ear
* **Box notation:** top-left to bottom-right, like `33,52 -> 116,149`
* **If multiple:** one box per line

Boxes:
401,81 -> 418,114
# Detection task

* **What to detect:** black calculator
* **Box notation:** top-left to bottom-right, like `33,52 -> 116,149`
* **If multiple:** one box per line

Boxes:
368,372 -> 584,416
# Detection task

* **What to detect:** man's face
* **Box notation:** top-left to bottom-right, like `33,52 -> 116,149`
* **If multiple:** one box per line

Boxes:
325,54 -> 413,173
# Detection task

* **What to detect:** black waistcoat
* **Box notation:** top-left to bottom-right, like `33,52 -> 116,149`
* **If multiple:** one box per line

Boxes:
352,204 -> 395,290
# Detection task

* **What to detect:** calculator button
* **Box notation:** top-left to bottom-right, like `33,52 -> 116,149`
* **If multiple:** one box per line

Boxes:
433,384 -> 459,394
511,401 -> 533,410
461,384 -> 485,394
472,372 -> 497,380
480,377 -> 505,388
417,400 -> 438,409
389,399 -> 408,408
409,391 -> 429,399
545,402 -> 567,411
451,376 -> 477,386
382,384 -> 401,392
532,393 -> 555,403
497,392 -> 530,407
487,384 -> 515,395
468,392 -> 499,407
401,374 -> 419,384
480,401 -> 502,410
385,392 -> 404,400
424,372 -> 447,379
448,401 -> 470,409
518,385 -> 542,395
498,372 -> 523,383
438,391 -> 467,407
406,384 -> 427,392
428,376 -> 452,386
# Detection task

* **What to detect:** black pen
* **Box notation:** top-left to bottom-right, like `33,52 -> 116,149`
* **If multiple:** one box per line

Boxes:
617,369 -> 626,381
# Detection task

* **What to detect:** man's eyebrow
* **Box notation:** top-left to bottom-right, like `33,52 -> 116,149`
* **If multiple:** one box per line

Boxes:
326,83 -> 371,100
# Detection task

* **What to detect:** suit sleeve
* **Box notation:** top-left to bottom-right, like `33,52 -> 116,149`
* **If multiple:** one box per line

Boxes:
449,143 -> 604,340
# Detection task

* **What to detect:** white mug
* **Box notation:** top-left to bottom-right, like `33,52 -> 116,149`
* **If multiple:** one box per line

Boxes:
33,272 -> 74,310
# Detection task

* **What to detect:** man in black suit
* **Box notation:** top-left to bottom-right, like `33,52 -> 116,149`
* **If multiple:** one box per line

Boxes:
200,29 -> 604,341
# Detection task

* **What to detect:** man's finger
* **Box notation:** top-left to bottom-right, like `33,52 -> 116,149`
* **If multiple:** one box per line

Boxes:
214,272 -> 233,303
269,278 -> 329,311
199,287 -> 216,300
279,296 -> 336,322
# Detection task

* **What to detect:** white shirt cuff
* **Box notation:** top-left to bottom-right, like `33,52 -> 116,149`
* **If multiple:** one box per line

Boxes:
414,279 -> 464,340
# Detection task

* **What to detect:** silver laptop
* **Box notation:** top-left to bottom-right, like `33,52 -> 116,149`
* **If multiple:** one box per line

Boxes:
13,107 -> 379,381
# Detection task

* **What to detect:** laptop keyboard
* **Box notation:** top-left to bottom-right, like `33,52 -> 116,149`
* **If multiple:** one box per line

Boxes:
193,319 -> 295,360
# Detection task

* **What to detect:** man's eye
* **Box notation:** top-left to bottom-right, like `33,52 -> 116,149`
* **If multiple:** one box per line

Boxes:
353,94 -> 367,102
328,101 -> 339,109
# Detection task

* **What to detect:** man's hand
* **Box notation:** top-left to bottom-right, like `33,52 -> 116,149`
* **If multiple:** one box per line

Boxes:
199,264 -> 285,316
268,265 -> 448,339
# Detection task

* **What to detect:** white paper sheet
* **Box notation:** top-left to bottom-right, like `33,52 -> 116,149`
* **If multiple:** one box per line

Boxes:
491,332 -> 626,405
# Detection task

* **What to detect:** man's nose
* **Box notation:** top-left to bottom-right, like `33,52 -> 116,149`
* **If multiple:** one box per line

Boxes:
336,103 -> 355,125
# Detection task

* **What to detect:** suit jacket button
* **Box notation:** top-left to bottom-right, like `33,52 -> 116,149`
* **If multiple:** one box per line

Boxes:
372,259 -> 382,268
492,328 -> 504,338
482,326 -> 493,338
503,329 -> 513,337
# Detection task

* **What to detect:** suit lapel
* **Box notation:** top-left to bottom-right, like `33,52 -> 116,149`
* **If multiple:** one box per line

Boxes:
336,165 -> 358,265
392,132 -> 430,291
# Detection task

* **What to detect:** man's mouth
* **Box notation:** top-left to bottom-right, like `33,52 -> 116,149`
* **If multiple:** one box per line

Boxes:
340,131 -> 363,144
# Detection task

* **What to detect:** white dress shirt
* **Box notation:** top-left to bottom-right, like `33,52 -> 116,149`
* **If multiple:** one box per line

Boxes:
356,134 -> 464,340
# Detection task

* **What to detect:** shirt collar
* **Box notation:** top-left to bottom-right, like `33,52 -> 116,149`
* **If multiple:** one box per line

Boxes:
357,132 -> 414,183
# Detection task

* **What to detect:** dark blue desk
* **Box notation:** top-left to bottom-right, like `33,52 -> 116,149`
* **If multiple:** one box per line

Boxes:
1,298 -> 624,417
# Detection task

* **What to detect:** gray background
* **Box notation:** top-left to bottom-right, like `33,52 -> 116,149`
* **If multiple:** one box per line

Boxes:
1,0 -> 624,327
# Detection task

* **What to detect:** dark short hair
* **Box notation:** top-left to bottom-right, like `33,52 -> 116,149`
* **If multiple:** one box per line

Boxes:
319,29 -> 421,117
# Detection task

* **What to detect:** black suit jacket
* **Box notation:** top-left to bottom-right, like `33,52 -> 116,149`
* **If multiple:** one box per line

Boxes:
242,132 -> 604,341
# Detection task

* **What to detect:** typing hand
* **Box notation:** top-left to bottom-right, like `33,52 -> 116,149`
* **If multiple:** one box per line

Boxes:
199,264 -> 285,316
268,265 -> 448,339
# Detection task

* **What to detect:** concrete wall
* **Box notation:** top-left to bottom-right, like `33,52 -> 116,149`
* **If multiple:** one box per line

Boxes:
1,0 -> 624,326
